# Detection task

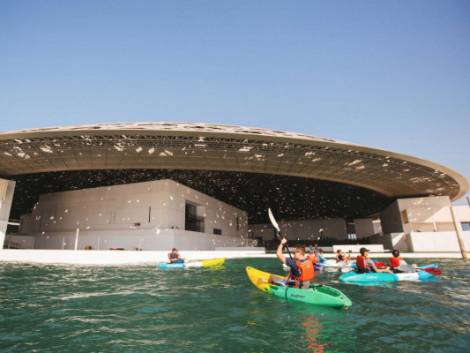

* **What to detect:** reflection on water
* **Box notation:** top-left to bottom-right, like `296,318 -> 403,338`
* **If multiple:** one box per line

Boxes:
1,258 -> 470,352
303,315 -> 324,353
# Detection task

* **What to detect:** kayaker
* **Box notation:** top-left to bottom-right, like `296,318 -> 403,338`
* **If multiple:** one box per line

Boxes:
168,248 -> 184,263
389,250 -> 416,273
274,238 -> 315,288
315,247 -> 327,264
356,247 -> 392,273
335,249 -> 350,263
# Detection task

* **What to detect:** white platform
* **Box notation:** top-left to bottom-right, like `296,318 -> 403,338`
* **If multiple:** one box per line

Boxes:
0,249 -> 468,265
0,249 -> 269,265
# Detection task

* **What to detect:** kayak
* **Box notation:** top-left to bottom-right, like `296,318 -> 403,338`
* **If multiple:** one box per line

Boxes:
159,258 -> 225,270
373,262 -> 441,276
374,262 -> 438,269
246,266 -> 352,308
315,259 -> 353,272
339,270 -> 435,285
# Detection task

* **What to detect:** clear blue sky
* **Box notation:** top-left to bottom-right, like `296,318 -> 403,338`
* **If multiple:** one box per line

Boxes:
1,0 -> 469,201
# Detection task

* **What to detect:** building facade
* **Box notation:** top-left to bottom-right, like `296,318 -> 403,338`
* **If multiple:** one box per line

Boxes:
8,179 -> 249,250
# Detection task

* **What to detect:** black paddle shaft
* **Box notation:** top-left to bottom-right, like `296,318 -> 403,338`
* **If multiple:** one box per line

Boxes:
275,230 -> 294,261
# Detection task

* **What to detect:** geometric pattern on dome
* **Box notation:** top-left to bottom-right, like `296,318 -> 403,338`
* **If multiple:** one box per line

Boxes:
0,122 -> 467,201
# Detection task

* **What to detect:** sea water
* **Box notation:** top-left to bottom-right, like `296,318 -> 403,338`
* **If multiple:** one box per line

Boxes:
1,258 -> 469,353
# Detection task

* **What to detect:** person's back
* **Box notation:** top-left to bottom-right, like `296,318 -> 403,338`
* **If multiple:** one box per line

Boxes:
356,247 -> 392,274
389,256 -> 401,269
356,254 -> 369,273
389,250 -> 412,273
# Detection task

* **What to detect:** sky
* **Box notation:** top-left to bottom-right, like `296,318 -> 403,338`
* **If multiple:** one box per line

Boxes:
1,0 -> 469,201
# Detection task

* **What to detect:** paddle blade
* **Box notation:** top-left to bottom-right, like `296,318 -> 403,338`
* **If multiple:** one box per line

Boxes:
268,208 -> 281,233
424,268 -> 442,276
374,261 -> 386,268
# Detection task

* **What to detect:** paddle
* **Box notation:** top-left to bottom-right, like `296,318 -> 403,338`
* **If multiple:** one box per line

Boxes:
420,267 -> 442,276
268,208 -> 294,261
375,261 -> 442,276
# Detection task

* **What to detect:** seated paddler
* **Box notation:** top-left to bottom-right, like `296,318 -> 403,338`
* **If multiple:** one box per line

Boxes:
273,238 -> 316,288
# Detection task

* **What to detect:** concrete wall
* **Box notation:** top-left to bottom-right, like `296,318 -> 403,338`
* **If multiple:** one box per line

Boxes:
354,218 -> 382,238
380,196 -> 456,234
249,218 -> 347,241
4,235 -> 35,249
377,197 -> 470,253
32,228 -> 255,251
0,178 -> 15,248
398,196 -> 454,232
408,231 -> 470,253
20,179 -> 249,250
454,205 -> 470,223
380,200 -> 404,234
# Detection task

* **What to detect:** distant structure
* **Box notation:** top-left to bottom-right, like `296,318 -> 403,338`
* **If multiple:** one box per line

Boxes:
0,122 -> 468,252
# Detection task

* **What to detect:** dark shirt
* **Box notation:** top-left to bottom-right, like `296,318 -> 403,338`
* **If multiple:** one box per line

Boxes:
285,258 -> 301,278
169,252 -> 179,260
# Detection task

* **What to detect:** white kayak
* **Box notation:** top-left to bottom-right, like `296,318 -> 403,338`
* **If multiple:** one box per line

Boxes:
317,259 -> 353,272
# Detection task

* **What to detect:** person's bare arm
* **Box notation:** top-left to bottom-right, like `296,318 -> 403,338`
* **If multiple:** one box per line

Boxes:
276,238 -> 287,263
370,260 -> 392,273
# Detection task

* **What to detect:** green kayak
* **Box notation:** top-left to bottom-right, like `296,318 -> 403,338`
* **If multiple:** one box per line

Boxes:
246,266 -> 352,308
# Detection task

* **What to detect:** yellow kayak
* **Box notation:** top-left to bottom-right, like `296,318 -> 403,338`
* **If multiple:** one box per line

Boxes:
201,258 -> 225,267
159,258 -> 225,269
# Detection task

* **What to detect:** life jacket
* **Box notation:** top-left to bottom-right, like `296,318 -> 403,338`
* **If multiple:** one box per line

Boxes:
287,257 -> 315,287
308,254 -> 317,265
356,255 -> 369,271
389,257 -> 401,269
290,257 -> 314,284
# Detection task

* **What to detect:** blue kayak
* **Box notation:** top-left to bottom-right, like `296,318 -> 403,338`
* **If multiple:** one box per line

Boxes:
339,271 -> 435,285
159,262 -> 185,269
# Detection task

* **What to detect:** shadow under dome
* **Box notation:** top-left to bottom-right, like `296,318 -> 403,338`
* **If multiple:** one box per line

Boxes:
10,169 -> 393,224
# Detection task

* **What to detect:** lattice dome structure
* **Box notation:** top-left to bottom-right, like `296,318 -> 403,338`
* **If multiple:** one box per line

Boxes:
0,122 -> 467,223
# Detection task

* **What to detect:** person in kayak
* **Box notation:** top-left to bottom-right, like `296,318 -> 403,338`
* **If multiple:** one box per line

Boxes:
168,248 -> 184,263
314,247 -> 327,264
335,249 -> 350,263
274,238 -> 316,288
389,250 -> 416,273
356,247 -> 392,273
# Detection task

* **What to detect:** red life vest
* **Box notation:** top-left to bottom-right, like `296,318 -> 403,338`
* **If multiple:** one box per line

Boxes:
389,257 -> 401,268
356,255 -> 368,270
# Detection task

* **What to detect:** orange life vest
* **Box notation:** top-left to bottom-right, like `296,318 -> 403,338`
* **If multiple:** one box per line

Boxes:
389,257 -> 401,268
295,258 -> 315,282
356,255 -> 368,270
308,254 -> 317,265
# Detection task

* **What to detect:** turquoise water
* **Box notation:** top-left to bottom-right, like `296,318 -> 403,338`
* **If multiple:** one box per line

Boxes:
1,258 -> 469,353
